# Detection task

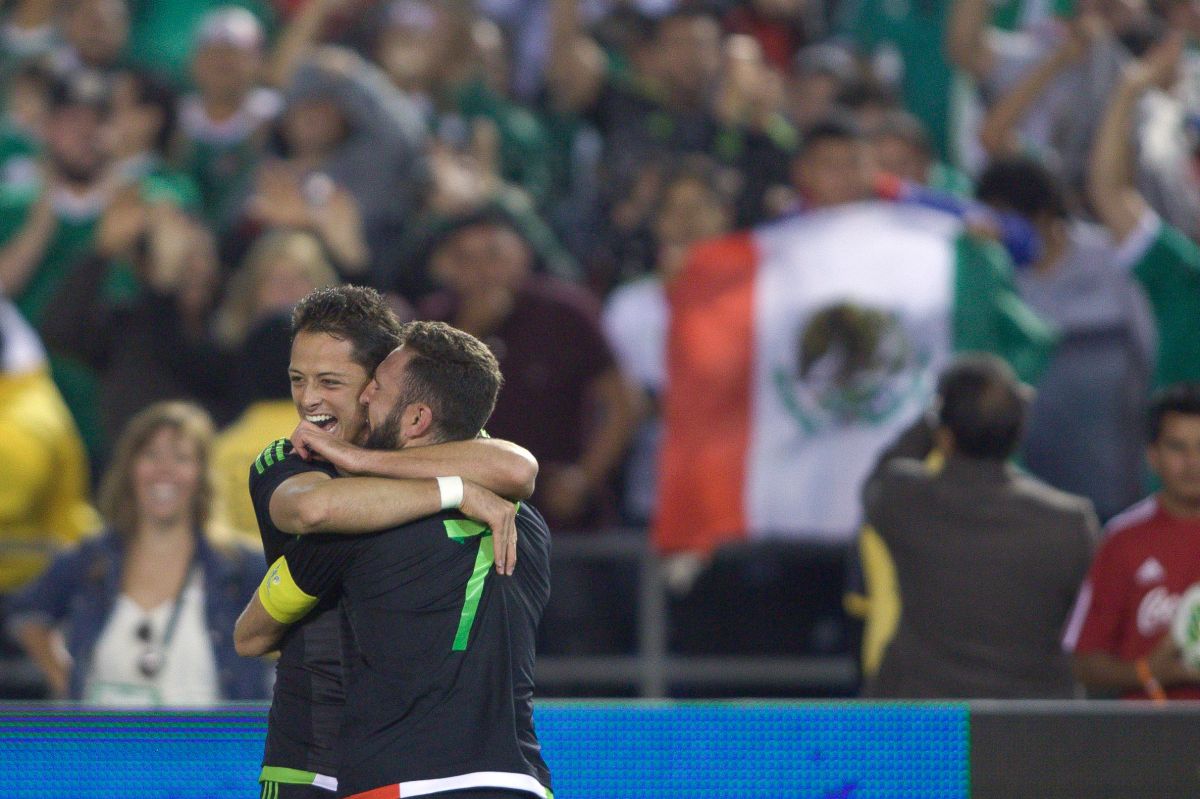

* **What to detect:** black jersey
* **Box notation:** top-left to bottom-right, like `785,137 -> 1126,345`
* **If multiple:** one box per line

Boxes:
248,439 -> 345,781
276,504 -> 553,798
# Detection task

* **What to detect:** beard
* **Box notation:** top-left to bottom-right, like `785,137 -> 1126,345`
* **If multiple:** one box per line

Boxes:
364,400 -> 406,451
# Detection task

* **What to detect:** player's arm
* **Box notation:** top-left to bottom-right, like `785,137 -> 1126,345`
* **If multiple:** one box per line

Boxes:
268,471 -> 518,574
1073,635 -> 1197,696
235,543 -> 343,657
291,421 -> 538,500
234,588 -> 292,658
1089,33 -> 1183,243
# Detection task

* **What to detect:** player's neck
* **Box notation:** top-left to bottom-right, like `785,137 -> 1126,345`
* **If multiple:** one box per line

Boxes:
1157,491 -> 1200,519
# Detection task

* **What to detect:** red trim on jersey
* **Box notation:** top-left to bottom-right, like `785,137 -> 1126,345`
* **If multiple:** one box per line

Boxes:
344,787 -> 399,799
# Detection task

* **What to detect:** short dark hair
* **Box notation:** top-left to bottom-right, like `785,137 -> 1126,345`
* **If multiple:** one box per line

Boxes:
1147,383 -> 1200,443
291,285 -> 402,372
124,69 -> 179,155
397,321 -> 502,442
936,354 -> 1028,461
976,156 -> 1070,220
870,109 -> 932,158
795,113 -> 864,160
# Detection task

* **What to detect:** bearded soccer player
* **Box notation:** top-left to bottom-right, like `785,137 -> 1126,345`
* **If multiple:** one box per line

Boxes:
1065,383 -> 1200,699
237,321 -> 552,799
240,288 -> 537,798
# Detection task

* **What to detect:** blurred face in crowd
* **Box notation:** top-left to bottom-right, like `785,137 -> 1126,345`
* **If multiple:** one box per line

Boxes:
289,331 -> 372,445
133,425 -> 203,529
431,223 -> 532,297
787,71 -> 841,128
1149,412 -> 1200,511
192,42 -> 262,105
46,104 -> 107,184
375,3 -> 454,92
255,256 -> 328,321
66,0 -> 129,68
7,72 -> 50,138
283,97 -> 347,159
104,75 -> 159,158
792,137 -> 873,209
653,15 -> 722,103
871,132 -> 931,185
655,176 -> 732,251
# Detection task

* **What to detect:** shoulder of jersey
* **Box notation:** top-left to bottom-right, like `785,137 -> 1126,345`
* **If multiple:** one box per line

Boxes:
1104,496 -> 1159,540
252,438 -> 294,476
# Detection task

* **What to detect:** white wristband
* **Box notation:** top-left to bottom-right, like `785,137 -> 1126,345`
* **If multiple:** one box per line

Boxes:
437,476 -> 464,510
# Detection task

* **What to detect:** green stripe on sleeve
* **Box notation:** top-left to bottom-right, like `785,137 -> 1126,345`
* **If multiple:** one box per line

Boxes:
254,456 -> 265,475
275,440 -> 286,463
452,534 -> 494,650
259,766 -> 320,785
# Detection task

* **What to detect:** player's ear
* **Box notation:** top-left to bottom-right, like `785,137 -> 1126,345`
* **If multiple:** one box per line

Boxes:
405,403 -> 435,440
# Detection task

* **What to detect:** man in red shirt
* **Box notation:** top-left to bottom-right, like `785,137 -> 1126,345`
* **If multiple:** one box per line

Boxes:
1064,383 -> 1200,699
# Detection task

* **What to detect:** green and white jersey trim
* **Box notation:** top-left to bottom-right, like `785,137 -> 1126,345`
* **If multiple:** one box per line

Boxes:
259,765 -> 337,791
347,770 -> 550,798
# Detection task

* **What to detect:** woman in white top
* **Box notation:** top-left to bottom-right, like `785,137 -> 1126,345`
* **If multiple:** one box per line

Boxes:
11,401 -> 270,704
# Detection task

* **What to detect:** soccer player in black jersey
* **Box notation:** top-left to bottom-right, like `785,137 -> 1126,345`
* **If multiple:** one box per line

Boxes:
237,321 -> 553,799
238,288 -> 539,799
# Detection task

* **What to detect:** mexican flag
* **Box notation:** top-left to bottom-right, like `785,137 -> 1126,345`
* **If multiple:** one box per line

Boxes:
653,202 -> 1055,554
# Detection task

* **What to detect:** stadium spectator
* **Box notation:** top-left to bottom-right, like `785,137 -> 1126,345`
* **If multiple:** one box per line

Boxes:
366,0 -> 554,209
547,1 -> 793,228
211,229 -> 340,538
1087,31 -> 1200,392
865,354 -> 1097,698
790,114 -> 875,211
177,6 -> 280,236
0,59 -> 53,194
422,207 -> 638,529
57,0 -> 129,78
0,0 -> 57,92
0,69 -> 114,462
868,109 -> 973,197
40,207 -> 225,456
1065,383 -> 1200,699
974,156 -> 1155,520
0,295 -> 95,606
9,401 -> 270,704
251,45 -> 427,287
602,155 -> 737,524
948,0 -> 1200,236
122,0 -> 275,86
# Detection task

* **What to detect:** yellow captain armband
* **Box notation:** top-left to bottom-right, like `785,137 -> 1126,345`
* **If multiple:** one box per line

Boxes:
258,556 -> 318,624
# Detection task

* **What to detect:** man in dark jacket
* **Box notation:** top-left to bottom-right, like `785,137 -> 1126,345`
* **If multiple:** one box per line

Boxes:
864,353 -> 1097,698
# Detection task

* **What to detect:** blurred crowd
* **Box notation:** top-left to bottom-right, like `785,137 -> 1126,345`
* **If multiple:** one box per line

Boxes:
3,0 -> 1200,701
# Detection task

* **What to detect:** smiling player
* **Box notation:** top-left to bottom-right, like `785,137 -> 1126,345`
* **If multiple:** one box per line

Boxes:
242,286 -> 536,799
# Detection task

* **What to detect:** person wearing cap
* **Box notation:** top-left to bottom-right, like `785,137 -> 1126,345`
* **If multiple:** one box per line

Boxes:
0,68 -> 115,464
123,1 -> 275,87
178,6 -> 281,234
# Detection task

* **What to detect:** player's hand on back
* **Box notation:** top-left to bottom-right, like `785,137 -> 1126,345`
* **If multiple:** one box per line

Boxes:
460,480 -> 517,576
